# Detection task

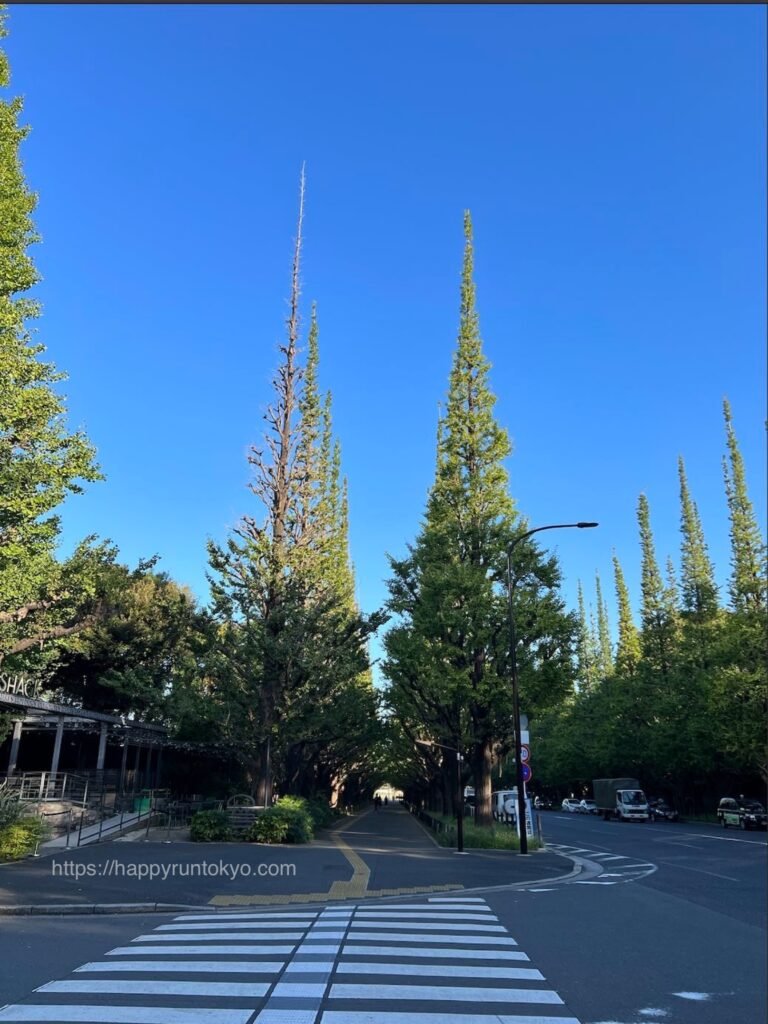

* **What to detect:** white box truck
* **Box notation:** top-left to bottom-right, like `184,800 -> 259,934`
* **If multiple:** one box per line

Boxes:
593,778 -> 649,821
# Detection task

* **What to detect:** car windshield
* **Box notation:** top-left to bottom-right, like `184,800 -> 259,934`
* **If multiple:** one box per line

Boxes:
741,802 -> 765,812
621,791 -> 646,805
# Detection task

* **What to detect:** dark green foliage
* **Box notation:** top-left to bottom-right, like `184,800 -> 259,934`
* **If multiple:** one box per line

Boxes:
248,797 -> 313,844
0,815 -> 48,860
247,810 -> 290,844
303,796 -> 336,829
534,405 -> 766,805
0,11 -> 103,666
190,810 -> 233,843
383,213 -> 577,825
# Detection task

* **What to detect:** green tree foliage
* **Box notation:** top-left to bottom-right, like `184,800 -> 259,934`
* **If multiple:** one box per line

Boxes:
51,559 -> 208,721
383,212 -> 576,824
535,408 -> 766,805
722,399 -> 766,615
612,552 -> 640,676
678,457 -> 718,617
0,11 -> 103,665
713,401 -> 767,782
595,572 -> 613,679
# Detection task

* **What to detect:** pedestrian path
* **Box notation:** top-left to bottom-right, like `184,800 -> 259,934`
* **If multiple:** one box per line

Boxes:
0,897 -> 583,1023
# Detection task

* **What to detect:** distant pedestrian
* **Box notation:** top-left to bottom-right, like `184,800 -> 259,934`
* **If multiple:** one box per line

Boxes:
384,796 -> 388,806
374,795 -> 381,811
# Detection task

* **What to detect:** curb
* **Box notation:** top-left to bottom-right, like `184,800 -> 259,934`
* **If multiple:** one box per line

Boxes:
0,902 -> 208,917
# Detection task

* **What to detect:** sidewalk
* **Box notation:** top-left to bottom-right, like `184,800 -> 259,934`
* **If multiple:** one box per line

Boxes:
338,804 -> 571,893
0,804 -> 573,913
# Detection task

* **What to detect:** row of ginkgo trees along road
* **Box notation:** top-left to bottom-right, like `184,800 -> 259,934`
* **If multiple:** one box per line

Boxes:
534,398 -> 767,809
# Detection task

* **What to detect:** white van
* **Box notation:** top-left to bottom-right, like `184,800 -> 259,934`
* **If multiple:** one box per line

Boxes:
492,789 -> 518,821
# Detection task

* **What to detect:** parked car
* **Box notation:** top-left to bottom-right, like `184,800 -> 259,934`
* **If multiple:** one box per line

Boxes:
717,797 -> 768,831
579,799 -> 598,815
648,799 -> 679,822
534,796 -> 553,810
561,798 -> 582,813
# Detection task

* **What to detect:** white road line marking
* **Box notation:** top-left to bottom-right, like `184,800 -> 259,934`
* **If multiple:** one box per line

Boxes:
427,898 -> 487,902
385,905 -> 493,913
37,980 -> 270,997
284,962 -> 335,973
0,1009 -> 254,1023
348,921 -> 505,932
131,932 -> 305,942
589,854 -> 626,860
107,945 -> 297,956
353,912 -> 499,922
254,1012 -> 318,1024
176,913 -> 316,921
270,982 -> 327,997
335,964 -> 544,980
347,933 -> 518,945
328,984 -> 563,1004
321,1015 -> 580,1024
158,923 -> 311,931
656,861 -> 740,882
686,834 -> 767,845
341,946 -> 529,960
75,961 -> 284,973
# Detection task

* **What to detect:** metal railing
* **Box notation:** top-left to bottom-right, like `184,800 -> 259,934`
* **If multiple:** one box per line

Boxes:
35,789 -> 172,848
0,771 -> 90,805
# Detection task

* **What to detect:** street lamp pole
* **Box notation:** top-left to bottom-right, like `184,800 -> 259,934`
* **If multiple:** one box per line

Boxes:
506,522 -> 598,854
415,739 -> 465,854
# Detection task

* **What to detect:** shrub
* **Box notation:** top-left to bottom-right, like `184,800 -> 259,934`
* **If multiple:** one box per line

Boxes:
274,799 -> 313,843
246,809 -> 290,844
0,789 -> 24,830
190,810 -> 233,842
0,816 -> 48,860
247,798 -> 313,844
304,798 -> 335,829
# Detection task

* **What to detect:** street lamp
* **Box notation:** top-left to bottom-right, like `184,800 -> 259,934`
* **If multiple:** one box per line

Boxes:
506,522 -> 598,854
415,739 -> 465,854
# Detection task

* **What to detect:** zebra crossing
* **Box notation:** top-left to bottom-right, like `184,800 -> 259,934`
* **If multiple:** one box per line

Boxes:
0,897 -> 582,1023
542,843 -> 657,885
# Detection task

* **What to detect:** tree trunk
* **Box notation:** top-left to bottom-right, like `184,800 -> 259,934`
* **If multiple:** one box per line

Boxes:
473,738 -> 494,826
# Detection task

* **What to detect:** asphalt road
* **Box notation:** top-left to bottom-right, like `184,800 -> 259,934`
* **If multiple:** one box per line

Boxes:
539,808 -> 767,928
488,809 -> 767,1023
0,807 -> 764,1023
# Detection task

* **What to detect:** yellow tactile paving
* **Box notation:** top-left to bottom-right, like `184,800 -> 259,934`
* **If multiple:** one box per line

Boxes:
208,882 -> 463,906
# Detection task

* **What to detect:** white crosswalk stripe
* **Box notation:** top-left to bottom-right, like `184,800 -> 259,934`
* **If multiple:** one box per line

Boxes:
0,899 -> 582,1024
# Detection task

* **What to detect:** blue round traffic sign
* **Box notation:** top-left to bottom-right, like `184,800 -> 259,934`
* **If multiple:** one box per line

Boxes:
521,763 -> 532,783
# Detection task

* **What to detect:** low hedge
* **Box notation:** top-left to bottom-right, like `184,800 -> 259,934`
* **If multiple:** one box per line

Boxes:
246,797 -> 313,844
190,795 -> 336,845
190,809 -> 233,842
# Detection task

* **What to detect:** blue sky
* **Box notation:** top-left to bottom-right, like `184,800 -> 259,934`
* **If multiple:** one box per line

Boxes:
5,4 -> 766,681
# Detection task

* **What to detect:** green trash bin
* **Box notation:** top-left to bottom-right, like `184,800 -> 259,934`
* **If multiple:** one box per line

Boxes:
134,796 -> 151,814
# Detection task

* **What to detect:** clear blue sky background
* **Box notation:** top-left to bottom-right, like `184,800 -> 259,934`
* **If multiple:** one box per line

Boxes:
5,4 -> 766,683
